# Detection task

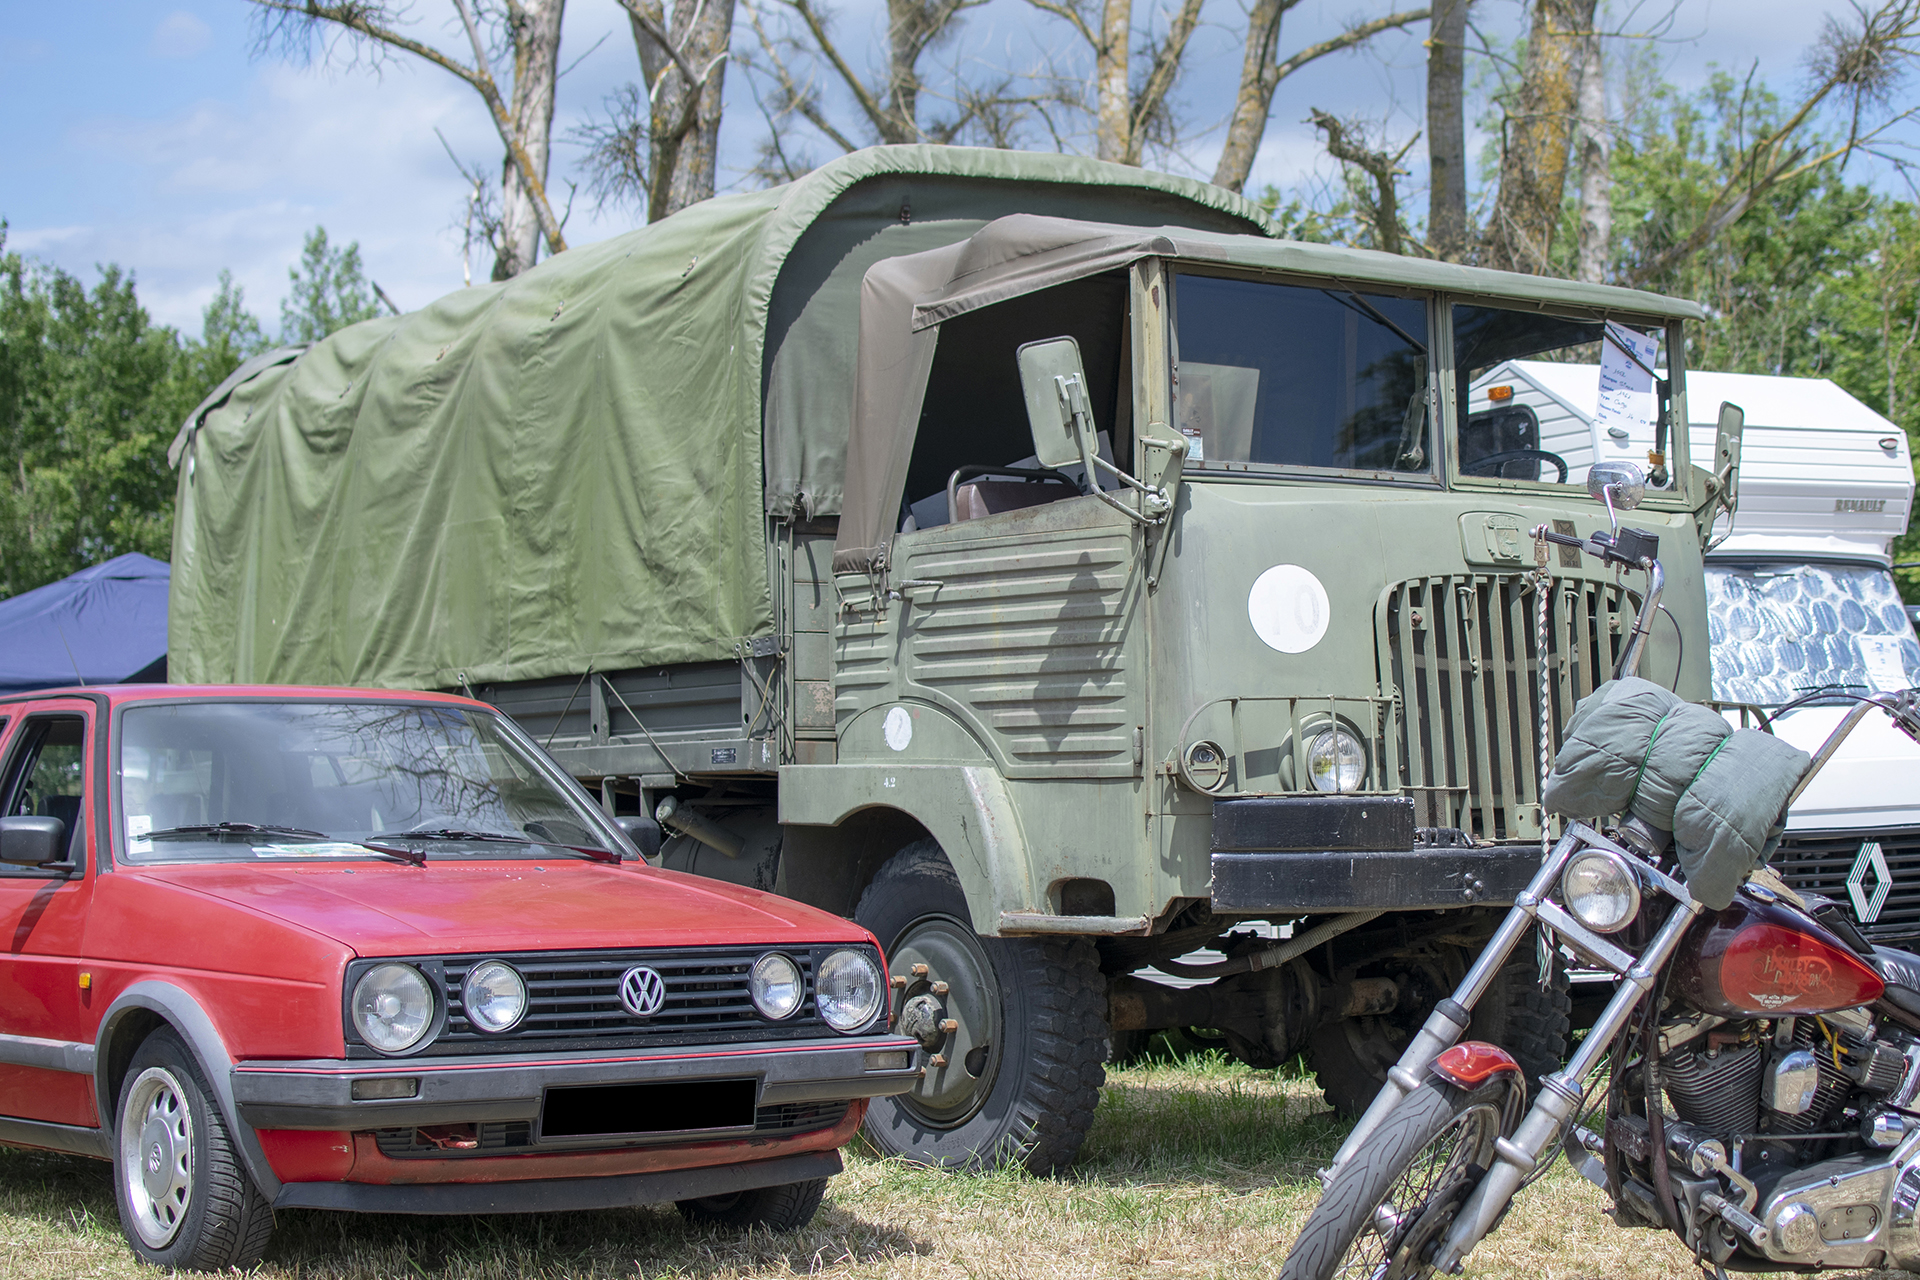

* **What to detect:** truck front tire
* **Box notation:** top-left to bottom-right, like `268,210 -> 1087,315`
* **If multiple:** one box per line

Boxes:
854,839 -> 1107,1173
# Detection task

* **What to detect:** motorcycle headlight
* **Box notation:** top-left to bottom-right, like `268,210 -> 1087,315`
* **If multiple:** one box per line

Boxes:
816,948 -> 883,1032
1561,848 -> 1641,933
461,960 -> 527,1033
352,963 -> 436,1053
1307,727 -> 1366,793
750,952 -> 803,1020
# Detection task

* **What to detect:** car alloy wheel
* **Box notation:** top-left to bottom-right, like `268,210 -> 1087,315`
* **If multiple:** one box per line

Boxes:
119,1066 -> 194,1248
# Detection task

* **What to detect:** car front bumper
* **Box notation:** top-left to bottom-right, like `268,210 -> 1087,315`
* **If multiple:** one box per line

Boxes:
231,1035 -> 923,1133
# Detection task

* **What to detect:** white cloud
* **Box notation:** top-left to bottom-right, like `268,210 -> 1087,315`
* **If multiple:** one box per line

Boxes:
150,11 -> 212,61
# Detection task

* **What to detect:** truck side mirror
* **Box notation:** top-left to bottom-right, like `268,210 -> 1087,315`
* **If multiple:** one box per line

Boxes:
1713,400 -> 1743,511
0,816 -> 66,866
1016,336 -> 1091,470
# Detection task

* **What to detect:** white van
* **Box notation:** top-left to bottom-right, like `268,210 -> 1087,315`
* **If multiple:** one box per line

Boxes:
1471,361 -> 1920,945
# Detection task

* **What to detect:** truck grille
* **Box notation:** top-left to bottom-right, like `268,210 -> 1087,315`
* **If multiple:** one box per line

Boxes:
1378,573 -> 1634,841
1772,828 -> 1920,946
370,1101 -> 852,1158
346,946 -> 869,1058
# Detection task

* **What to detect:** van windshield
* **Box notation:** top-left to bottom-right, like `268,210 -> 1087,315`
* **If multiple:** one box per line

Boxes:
116,701 -> 613,863
1706,563 -> 1920,707
1172,274 -> 1432,477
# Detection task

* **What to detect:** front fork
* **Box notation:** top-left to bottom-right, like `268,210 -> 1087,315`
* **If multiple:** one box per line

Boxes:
1319,822 -> 1704,1274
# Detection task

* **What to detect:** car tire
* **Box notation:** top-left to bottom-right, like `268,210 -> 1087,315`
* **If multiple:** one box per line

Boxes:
854,838 -> 1107,1174
676,1177 -> 827,1231
113,1028 -> 274,1271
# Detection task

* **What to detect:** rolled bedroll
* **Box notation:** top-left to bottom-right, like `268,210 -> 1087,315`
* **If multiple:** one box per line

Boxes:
166,146 -> 1272,691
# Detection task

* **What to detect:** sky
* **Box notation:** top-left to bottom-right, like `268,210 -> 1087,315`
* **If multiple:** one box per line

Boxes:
0,0 -> 1896,334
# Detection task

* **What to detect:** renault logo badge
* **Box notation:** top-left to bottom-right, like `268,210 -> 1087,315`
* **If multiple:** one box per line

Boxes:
1848,841 -> 1893,925
618,966 -> 667,1017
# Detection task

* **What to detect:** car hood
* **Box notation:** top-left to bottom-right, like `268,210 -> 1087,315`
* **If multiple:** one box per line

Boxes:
138,860 -> 867,955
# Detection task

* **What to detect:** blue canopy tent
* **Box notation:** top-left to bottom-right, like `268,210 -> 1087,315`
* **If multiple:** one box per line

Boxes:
0,554 -> 170,694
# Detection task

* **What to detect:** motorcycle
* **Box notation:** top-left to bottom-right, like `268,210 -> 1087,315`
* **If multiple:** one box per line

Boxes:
1281,466 -> 1920,1280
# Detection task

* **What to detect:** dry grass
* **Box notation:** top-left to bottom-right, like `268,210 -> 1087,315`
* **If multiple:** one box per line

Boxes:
0,1050 -> 1898,1279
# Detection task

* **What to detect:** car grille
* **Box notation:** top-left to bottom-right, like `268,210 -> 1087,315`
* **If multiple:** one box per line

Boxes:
1378,572 -> 1634,842
1772,828 -> 1920,945
346,946 -> 856,1058
370,1101 -> 853,1159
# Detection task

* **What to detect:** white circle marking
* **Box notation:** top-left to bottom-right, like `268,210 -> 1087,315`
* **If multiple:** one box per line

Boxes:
1248,564 -> 1331,654
884,706 -> 914,752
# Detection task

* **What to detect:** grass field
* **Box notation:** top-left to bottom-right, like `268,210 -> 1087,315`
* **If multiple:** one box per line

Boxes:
0,1050 -> 1898,1279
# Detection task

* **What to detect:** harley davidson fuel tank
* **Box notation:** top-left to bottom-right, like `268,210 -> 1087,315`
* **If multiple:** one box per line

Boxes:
1673,884 -> 1886,1017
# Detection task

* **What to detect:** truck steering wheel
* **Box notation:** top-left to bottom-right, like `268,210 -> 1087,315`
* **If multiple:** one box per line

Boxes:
1461,449 -> 1568,483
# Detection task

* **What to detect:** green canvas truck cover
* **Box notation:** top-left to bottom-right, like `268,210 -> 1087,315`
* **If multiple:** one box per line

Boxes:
166,146 -> 1272,690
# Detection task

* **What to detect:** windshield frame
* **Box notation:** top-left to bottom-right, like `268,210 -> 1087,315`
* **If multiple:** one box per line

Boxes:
1443,294 -> 1695,508
106,694 -> 637,869
1165,264 -> 1443,488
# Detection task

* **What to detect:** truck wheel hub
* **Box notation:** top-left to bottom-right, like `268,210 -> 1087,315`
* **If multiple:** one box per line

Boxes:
899,994 -> 947,1049
889,914 -> 1001,1124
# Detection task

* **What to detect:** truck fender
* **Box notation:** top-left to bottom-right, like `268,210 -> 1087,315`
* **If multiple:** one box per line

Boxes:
95,980 -> 283,1197
778,763 -> 1037,934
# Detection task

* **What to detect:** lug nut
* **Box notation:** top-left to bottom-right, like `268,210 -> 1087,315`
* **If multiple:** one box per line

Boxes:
889,975 -> 909,988
930,981 -> 950,995
928,1054 -> 948,1068
939,1018 -> 959,1033
911,963 -> 929,977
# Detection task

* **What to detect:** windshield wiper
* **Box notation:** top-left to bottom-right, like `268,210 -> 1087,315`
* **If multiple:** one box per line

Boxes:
146,822 -> 331,841
353,841 -> 430,867
365,828 -> 531,844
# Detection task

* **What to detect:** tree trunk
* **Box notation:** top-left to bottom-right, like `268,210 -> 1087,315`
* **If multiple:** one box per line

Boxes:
631,0 -> 736,221
1094,0 -> 1132,162
1426,0 -> 1468,260
1572,29 -> 1610,283
494,0 -> 566,280
1481,0 -> 1595,274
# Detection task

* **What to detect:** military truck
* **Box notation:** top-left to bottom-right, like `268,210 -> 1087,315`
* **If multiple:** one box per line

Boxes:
169,145 -> 1736,1172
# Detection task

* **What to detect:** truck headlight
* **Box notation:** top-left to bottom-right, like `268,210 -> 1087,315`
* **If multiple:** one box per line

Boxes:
1561,848 -> 1641,933
462,960 -> 527,1033
1307,727 -> 1366,792
750,952 -> 803,1020
352,963 -> 436,1053
1181,741 -> 1228,792
816,949 -> 883,1032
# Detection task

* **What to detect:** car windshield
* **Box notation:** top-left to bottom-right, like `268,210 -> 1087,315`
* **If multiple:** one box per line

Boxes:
1706,563 -> 1920,707
116,701 -> 613,864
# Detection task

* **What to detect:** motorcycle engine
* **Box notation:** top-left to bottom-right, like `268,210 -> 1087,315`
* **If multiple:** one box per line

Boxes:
1663,1016 -> 1909,1143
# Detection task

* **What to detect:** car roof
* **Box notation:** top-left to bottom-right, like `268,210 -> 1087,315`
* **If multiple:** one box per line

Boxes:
0,684 -> 491,711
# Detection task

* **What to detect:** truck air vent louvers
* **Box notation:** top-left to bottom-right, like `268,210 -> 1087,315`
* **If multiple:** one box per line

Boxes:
1377,573 -> 1635,842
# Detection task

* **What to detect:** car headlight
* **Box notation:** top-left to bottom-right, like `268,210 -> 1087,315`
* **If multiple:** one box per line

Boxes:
750,952 -> 803,1020
352,963 -> 436,1053
462,960 -> 527,1033
816,949 -> 883,1032
1307,727 -> 1366,793
1561,848 -> 1641,933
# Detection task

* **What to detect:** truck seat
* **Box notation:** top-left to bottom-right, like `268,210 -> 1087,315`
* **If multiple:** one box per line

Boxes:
952,480 -> 1069,522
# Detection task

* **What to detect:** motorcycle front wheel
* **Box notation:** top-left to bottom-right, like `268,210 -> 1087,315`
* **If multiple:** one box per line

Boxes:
1279,1078 -> 1507,1280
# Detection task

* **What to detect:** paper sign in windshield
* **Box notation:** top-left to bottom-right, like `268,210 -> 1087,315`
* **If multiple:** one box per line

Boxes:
1856,635 -> 1914,692
127,814 -> 152,855
1594,323 -> 1659,438
251,842 -> 375,858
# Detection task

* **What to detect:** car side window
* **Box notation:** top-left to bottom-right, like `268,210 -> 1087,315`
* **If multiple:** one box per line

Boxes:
2,716 -> 88,867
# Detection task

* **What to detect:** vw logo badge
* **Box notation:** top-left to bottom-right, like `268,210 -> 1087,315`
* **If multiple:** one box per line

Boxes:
618,966 -> 667,1018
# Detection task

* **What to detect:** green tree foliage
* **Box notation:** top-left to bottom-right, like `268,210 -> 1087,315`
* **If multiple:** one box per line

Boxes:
280,226 -> 380,344
0,230 -> 268,600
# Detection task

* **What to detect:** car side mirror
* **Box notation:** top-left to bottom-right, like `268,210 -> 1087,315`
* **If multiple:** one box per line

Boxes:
0,816 -> 66,866
616,815 -> 663,858
1016,336 -> 1092,471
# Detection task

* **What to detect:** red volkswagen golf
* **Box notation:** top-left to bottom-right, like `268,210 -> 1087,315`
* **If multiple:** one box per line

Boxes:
0,685 -> 918,1270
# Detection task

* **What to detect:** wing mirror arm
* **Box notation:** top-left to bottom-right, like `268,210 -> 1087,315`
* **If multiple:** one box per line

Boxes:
1017,336 -> 1169,528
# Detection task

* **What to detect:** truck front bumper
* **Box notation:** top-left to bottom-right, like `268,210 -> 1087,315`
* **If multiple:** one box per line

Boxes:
231,1035 -> 923,1132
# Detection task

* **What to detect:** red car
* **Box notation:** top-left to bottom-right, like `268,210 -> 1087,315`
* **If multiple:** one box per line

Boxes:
0,685 -> 918,1270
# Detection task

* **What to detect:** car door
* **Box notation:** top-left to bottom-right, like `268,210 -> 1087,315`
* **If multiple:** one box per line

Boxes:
0,699 -> 101,1129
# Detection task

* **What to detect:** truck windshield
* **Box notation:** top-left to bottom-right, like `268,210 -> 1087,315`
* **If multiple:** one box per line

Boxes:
115,701 -> 613,863
1706,563 -> 1920,707
1172,274 -> 1432,477
1454,303 -> 1672,491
